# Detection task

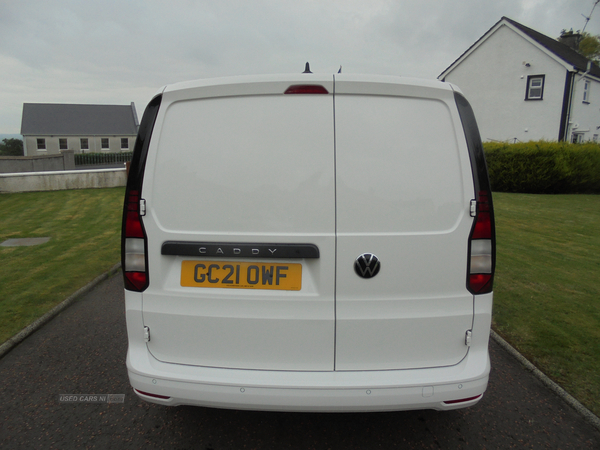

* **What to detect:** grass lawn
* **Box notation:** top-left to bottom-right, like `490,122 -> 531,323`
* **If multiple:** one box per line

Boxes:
492,192 -> 600,417
0,187 -> 124,344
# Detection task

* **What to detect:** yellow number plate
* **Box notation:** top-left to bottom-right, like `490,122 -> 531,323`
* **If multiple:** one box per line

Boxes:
181,261 -> 302,290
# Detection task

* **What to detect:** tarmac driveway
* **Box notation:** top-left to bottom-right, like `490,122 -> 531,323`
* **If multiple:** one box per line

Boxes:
0,272 -> 599,449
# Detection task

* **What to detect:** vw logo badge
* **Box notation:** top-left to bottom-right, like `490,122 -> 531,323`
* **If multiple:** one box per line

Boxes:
354,253 -> 381,279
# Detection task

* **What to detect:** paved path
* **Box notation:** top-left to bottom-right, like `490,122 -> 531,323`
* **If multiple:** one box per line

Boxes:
0,273 -> 599,449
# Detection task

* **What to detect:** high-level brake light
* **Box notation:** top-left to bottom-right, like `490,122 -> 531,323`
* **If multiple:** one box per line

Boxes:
284,85 -> 329,94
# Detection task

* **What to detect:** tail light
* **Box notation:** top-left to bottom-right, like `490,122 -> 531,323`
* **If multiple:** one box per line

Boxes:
121,95 -> 161,292
454,92 -> 495,295
123,189 -> 148,291
467,191 -> 495,294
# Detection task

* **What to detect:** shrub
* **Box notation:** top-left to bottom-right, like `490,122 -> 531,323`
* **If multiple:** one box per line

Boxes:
483,141 -> 600,194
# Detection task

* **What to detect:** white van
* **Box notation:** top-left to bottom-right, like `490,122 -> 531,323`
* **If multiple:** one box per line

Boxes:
121,73 -> 495,412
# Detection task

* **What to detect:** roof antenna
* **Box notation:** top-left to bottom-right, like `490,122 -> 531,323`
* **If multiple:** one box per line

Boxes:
338,65 -> 342,73
582,0 -> 600,34
303,62 -> 312,73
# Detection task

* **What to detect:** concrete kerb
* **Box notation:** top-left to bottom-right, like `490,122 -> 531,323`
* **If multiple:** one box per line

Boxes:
0,262 -> 122,360
0,270 -> 598,433
490,330 -> 600,432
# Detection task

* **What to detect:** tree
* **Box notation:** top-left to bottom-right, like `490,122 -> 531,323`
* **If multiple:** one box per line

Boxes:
559,29 -> 600,64
0,138 -> 24,156
579,32 -> 600,64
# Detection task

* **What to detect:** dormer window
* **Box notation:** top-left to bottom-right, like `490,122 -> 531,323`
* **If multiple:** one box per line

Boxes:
526,75 -> 545,100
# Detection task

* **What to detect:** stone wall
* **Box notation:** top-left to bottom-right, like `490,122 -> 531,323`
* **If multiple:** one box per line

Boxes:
0,167 -> 127,193
0,150 -> 75,173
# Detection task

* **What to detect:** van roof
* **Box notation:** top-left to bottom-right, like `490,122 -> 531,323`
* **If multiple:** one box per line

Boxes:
158,73 -> 458,99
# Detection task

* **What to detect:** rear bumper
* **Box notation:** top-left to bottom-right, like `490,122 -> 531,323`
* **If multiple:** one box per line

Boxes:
128,366 -> 489,412
125,293 -> 493,412
127,340 -> 491,412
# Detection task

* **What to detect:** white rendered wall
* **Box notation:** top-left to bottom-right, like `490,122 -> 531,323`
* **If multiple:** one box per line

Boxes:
443,24 -> 569,142
568,75 -> 600,142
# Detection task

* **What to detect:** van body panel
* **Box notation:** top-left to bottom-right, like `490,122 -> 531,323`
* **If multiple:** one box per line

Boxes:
333,85 -> 475,370
122,74 -> 495,411
334,234 -> 473,370
141,81 -> 336,370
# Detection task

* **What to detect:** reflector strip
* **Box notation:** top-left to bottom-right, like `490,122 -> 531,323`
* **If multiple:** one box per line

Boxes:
124,271 -> 148,292
469,274 -> 492,293
134,389 -> 170,400
443,394 -> 482,405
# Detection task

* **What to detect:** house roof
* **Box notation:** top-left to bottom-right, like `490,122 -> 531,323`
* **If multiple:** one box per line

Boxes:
440,16 -> 600,80
21,103 -> 139,136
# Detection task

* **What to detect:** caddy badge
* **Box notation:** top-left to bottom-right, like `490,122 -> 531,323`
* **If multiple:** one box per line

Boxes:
354,253 -> 381,279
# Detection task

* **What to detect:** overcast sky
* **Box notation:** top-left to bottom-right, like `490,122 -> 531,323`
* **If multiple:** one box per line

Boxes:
1,0 -> 599,135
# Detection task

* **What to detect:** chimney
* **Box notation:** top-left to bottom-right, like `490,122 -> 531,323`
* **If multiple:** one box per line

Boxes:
559,30 -> 581,51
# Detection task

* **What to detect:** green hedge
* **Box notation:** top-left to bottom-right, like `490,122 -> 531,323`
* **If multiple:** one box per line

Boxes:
74,151 -> 133,166
483,141 -> 600,194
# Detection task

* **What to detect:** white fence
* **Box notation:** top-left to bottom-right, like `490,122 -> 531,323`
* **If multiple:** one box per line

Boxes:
0,168 -> 127,193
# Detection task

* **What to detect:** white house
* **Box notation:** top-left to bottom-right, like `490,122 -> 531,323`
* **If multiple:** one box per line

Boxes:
21,103 -> 139,156
439,17 -> 600,143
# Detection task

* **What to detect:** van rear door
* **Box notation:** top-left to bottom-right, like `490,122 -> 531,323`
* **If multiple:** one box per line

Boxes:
333,76 -> 475,370
141,77 -> 336,371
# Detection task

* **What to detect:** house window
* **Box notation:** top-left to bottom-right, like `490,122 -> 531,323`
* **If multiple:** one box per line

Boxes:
121,138 -> 129,150
593,134 -> 598,142
101,138 -> 110,150
59,138 -> 68,150
81,138 -> 89,150
37,138 -> 46,150
583,79 -> 591,103
526,75 -> 545,100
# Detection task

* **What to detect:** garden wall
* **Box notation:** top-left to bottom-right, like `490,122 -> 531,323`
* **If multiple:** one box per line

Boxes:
0,168 -> 127,193
0,150 -> 75,173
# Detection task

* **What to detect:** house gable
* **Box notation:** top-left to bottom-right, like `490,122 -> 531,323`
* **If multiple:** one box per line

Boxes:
440,17 -> 600,82
439,17 -> 600,142
503,18 -> 600,79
